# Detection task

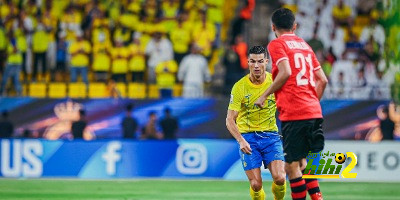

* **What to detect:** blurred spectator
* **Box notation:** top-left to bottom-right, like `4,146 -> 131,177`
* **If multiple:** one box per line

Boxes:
307,27 -> 324,53
14,16 -> 28,82
91,12 -> 111,47
92,39 -> 111,82
141,111 -> 163,140
155,60 -> 178,98
232,0 -> 255,43
333,71 -> 348,98
69,31 -> 90,85
0,110 -> 14,138
111,39 -> 129,82
360,38 -> 380,65
378,105 -> 395,140
53,32 -> 68,81
322,25 -> 345,59
32,20 -> 49,81
223,45 -> 245,94
372,70 -> 391,99
71,109 -> 87,139
145,31 -> 173,83
128,36 -> 146,82
113,24 -> 132,46
170,14 -> 191,65
332,0 -> 352,27
206,0 -> 224,48
295,11 -> 315,41
351,68 -> 369,99
60,5 -> 82,42
178,44 -> 211,98
107,79 -> 121,98
389,102 -> 400,138
0,32 -> 22,96
43,8 -> 57,76
121,104 -> 138,139
192,11 -> 215,59
0,22 -> 6,75
345,30 -> 363,59
232,35 -> 248,70
160,107 -> 179,139
359,16 -> 385,48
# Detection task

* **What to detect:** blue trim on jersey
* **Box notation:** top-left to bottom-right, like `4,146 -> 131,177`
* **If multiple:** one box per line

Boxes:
239,131 -> 285,171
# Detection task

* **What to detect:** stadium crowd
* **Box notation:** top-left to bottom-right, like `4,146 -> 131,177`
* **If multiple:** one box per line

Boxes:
271,0 -> 400,100
0,0 -> 222,98
0,0 -> 398,100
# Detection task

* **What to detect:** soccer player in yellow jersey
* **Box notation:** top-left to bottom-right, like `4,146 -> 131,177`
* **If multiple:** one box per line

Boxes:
226,46 -> 286,200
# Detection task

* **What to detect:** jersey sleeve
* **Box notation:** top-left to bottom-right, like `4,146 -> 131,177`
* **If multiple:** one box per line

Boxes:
311,51 -> 321,71
228,82 -> 243,112
267,40 -> 288,66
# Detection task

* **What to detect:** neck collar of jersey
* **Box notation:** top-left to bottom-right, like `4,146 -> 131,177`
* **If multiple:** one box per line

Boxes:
247,74 -> 267,88
280,33 -> 295,37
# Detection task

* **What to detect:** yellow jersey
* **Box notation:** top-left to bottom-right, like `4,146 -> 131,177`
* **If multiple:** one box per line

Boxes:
228,73 -> 278,133
69,40 -> 91,67
155,60 -> 178,89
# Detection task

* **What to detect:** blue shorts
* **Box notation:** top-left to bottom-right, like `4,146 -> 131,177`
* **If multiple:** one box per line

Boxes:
239,131 -> 285,171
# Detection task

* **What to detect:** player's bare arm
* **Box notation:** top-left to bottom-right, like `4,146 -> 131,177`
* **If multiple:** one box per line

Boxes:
226,109 -> 252,154
254,60 -> 291,108
314,68 -> 328,100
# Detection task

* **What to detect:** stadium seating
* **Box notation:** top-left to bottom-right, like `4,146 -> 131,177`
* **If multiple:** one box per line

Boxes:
48,83 -> 67,98
128,83 -> 146,99
68,83 -> 87,98
29,83 -> 47,98
88,83 -> 107,98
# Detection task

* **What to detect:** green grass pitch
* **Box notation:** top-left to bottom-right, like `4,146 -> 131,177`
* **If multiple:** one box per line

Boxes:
0,179 -> 399,200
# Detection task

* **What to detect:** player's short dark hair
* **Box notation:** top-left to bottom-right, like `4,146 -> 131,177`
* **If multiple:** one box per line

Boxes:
148,110 -> 156,116
164,106 -> 171,114
271,8 -> 295,30
2,110 -> 8,118
79,109 -> 86,116
248,45 -> 266,57
126,103 -> 134,111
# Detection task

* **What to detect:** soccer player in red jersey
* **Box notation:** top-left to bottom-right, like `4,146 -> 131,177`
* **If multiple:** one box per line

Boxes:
255,8 -> 328,200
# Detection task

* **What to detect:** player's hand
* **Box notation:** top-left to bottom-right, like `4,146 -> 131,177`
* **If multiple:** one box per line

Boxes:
254,96 -> 266,108
239,139 -> 252,155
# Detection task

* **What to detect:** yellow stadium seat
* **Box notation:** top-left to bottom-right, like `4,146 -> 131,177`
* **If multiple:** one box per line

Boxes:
48,83 -> 67,98
88,82 -> 107,98
148,84 -> 160,99
68,83 -> 87,98
128,83 -> 146,99
29,83 -> 47,98
173,84 -> 182,97
116,83 -> 127,97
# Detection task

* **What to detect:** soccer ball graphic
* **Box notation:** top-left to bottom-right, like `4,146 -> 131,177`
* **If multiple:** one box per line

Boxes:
335,153 -> 346,164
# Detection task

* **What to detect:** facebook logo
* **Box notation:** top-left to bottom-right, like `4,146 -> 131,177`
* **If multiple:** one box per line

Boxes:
102,141 -> 121,176
176,143 -> 208,175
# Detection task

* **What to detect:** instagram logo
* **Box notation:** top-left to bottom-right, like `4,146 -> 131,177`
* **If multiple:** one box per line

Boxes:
176,143 -> 208,175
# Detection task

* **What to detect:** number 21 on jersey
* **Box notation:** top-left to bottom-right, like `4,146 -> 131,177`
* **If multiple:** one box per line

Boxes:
294,53 -> 316,87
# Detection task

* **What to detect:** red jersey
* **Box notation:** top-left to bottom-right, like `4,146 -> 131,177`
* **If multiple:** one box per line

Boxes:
267,33 -> 322,121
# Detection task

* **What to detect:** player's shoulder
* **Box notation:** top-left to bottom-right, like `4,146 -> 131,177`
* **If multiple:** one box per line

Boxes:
232,75 -> 248,91
233,75 -> 248,87
267,38 -> 287,51
267,38 -> 283,47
